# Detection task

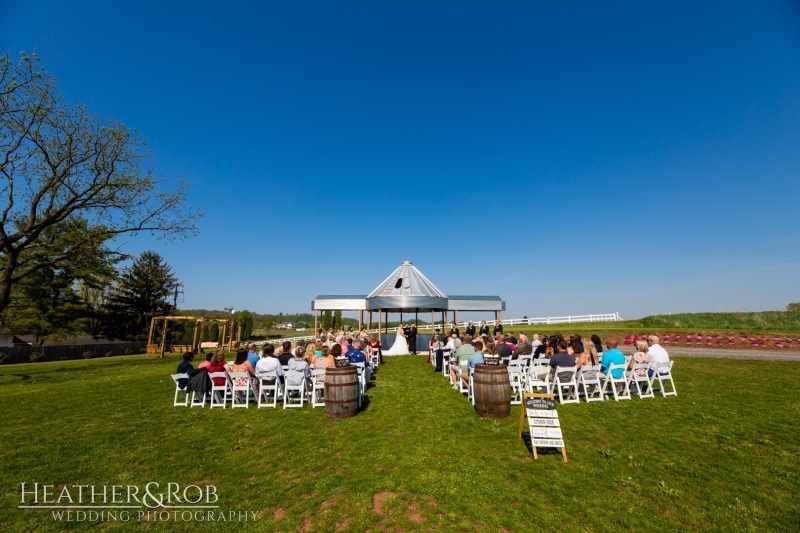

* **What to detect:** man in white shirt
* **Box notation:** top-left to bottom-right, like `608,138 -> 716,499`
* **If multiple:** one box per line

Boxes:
255,344 -> 284,384
646,335 -> 670,377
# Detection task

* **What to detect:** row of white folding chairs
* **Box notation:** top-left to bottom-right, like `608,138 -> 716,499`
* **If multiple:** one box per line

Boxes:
525,361 -> 677,404
172,365 -> 368,410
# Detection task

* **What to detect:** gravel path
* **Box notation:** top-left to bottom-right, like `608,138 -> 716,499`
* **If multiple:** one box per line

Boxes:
648,346 -> 800,362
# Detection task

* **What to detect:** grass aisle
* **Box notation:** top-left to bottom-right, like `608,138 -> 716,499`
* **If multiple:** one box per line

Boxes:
0,355 -> 799,531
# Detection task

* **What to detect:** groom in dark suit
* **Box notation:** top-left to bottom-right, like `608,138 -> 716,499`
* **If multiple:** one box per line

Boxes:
407,323 -> 417,354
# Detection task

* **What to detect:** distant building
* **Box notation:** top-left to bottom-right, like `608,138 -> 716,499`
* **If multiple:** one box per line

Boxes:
275,323 -> 294,330
0,327 -> 31,348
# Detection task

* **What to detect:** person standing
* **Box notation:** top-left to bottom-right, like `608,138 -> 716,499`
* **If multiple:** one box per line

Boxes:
449,322 -> 460,338
465,321 -> 476,337
479,320 -> 490,337
407,323 -> 417,354
493,319 -> 503,335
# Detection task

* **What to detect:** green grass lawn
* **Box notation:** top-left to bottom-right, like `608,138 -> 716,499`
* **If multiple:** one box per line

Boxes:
1,354 -> 799,531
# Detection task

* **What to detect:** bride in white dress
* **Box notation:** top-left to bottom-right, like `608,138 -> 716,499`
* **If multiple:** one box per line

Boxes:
382,326 -> 409,356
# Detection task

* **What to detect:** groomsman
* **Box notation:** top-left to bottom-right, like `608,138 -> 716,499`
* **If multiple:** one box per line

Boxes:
479,320 -> 490,337
465,321 -> 476,337
449,322 -> 460,338
493,319 -> 503,335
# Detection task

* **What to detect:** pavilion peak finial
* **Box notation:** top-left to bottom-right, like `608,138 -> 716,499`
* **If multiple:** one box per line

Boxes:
401,260 -> 412,265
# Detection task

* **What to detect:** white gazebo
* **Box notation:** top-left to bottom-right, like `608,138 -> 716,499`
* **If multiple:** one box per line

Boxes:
312,261 -> 505,333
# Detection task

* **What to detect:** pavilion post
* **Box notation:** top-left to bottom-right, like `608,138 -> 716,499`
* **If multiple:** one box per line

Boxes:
455,310 -> 459,327
220,321 -> 228,352
378,310 -> 382,336
147,317 -> 156,349
358,310 -> 362,331
385,311 -> 388,334
160,318 -> 168,358
499,310 -> 503,321
314,309 -> 318,338
431,311 -> 434,331
192,320 -> 199,352
415,308 -> 418,326
367,311 -> 371,332
400,311 -> 403,324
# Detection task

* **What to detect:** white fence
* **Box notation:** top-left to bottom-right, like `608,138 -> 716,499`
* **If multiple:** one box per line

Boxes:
245,312 -> 622,344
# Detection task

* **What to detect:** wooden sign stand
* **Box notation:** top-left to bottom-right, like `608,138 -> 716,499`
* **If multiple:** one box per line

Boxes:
517,392 -> 568,462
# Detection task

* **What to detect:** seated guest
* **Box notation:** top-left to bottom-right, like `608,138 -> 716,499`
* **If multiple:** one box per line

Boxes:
368,333 -> 383,365
246,342 -> 259,370
549,340 -> 576,382
534,337 -> 548,359
591,334 -> 604,354
287,347 -> 311,388
546,335 -> 558,357
176,352 -> 195,389
346,339 -> 368,364
457,340 -> 485,388
483,338 -> 496,356
646,335 -> 670,377
207,350 -> 228,387
512,334 -> 533,358
305,344 -> 318,368
315,345 -> 336,383
255,344 -> 283,384
508,331 -> 518,345
627,340 -> 651,375
197,352 -> 213,369
227,347 -> 257,391
278,341 -> 293,366
600,339 -> 626,378
495,334 -> 513,360
450,335 -> 475,388
531,334 -> 542,348
575,340 -> 600,390
314,340 -> 323,358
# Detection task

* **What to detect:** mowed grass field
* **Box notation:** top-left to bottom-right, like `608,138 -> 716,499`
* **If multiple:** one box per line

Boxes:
1,354 -> 799,532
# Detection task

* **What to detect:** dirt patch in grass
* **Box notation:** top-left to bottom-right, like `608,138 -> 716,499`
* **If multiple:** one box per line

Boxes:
408,501 -> 425,524
373,491 -> 396,515
273,508 -> 285,519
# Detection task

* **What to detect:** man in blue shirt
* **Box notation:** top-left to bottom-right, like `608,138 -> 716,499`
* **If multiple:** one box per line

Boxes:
600,339 -> 626,378
246,342 -> 259,371
346,340 -> 370,385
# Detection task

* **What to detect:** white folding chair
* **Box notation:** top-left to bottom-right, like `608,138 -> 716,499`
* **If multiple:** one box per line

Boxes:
550,367 -> 579,404
602,363 -> 631,401
229,371 -> 255,408
283,370 -> 307,409
467,367 -> 476,405
627,363 -> 654,399
526,362 -> 550,393
257,371 -> 281,408
456,362 -> 470,397
171,374 -> 190,407
649,361 -> 677,397
370,347 -> 380,369
353,362 -> 366,407
507,360 -> 524,405
208,372 -> 231,409
577,365 -> 604,402
518,354 -> 533,381
311,369 -> 327,408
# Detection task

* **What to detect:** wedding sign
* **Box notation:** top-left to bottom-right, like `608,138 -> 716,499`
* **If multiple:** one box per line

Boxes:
517,393 -> 568,462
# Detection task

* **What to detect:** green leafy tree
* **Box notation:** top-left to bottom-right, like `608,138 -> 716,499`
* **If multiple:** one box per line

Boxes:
238,310 -> 254,340
333,311 -> 342,330
1,218 -> 118,345
787,303 -> 800,312
321,311 -> 332,331
0,51 -> 201,315
102,251 -> 177,341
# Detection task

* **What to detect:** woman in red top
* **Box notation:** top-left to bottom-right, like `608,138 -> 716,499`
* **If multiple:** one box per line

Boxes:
207,350 -> 228,386
368,333 -> 383,365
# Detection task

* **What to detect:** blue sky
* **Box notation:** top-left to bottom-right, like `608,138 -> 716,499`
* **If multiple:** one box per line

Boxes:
3,0 -> 800,320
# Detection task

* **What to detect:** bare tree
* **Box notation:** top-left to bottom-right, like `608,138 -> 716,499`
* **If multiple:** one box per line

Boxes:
0,51 -> 202,314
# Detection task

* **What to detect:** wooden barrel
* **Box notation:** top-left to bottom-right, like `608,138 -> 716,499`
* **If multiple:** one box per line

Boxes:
324,366 -> 359,418
473,364 -> 511,418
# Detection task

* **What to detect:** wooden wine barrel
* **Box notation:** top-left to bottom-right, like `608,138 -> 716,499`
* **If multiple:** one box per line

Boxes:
324,366 -> 359,418
473,364 -> 511,418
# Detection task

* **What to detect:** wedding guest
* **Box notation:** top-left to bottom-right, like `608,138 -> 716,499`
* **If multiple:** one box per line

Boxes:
534,337 -> 548,358
197,352 -> 213,369
207,350 -> 228,387
338,336 -> 349,356
600,339 -> 626,378
508,331 -> 518,345
368,333 -> 383,365
549,340 -> 576,382
287,347 -> 311,388
228,348 -> 257,391
305,343 -> 318,367
451,335 -> 475,387
531,334 -> 542,348
646,335 -> 670,377
256,344 -> 283,383
278,341 -> 293,366
591,334 -> 604,354
465,321 -> 476,336
246,342 -> 259,370
479,320 -> 490,337
314,346 -> 335,383
314,340 -> 323,358
628,340 -> 651,376
346,339 -> 367,364
512,334 -> 533,358
176,353 -> 195,389
495,334 -> 512,360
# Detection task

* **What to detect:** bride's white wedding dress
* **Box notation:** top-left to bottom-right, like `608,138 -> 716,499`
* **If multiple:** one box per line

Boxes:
382,328 -> 409,356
